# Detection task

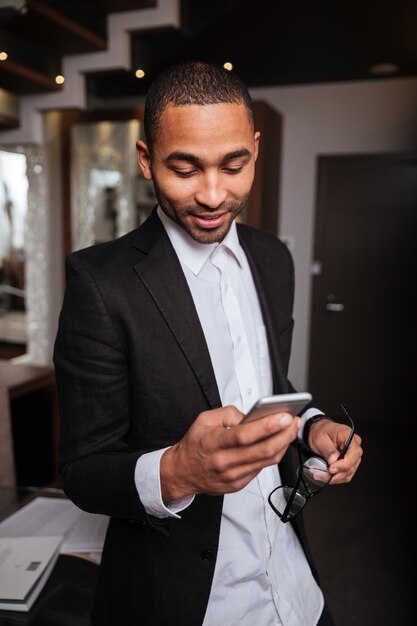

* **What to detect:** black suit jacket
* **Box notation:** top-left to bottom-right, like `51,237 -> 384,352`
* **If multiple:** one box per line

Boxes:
53,209 -> 317,626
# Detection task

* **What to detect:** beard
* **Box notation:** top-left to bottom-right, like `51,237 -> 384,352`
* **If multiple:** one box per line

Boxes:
153,185 -> 249,244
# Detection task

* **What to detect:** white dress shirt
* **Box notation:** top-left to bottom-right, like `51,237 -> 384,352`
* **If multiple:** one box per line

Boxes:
135,208 -> 324,625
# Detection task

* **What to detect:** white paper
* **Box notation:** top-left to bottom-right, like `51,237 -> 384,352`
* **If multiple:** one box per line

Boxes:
0,535 -> 62,611
0,497 -> 109,554
60,510 -> 109,553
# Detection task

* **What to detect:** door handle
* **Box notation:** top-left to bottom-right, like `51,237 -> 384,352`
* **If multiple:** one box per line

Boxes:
326,303 -> 345,312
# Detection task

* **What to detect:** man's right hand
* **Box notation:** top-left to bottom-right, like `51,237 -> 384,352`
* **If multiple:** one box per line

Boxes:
160,406 -> 301,503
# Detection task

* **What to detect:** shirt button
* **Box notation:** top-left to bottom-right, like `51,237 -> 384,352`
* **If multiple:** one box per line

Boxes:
200,550 -> 214,562
247,388 -> 253,395
237,335 -> 242,343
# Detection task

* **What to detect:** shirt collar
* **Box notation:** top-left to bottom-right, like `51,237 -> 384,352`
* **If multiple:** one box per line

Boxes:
157,206 -> 243,275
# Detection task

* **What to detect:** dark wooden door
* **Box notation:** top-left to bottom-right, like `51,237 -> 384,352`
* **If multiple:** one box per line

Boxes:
308,154 -> 417,424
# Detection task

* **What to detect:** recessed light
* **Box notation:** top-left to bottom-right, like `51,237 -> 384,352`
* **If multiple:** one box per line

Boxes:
135,69 -> 145,78
55,75 -> 65,85
369,62 -> 399,76
0,51 -> 8,61
223,62 -> 233,71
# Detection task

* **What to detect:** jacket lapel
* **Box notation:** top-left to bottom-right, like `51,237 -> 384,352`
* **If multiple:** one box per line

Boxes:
130,212 -> 289,408
130,211 -> 222,410
237,225 -> 290,395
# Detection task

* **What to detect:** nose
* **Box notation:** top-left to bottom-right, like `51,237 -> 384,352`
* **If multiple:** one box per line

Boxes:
194,171 -> 228,209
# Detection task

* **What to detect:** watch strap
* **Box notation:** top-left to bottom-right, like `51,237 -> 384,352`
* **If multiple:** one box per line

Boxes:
303,415 -> 332,447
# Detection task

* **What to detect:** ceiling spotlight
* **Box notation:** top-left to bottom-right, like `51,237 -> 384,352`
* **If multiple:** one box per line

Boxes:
0,51 -> 8,61
135,69 -> 145,78
369,62 -> 399,76
223,62 -> 233,71
55,75 -> 65,85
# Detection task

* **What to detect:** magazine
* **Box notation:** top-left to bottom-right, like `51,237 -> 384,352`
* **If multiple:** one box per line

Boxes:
0,535 -> 62,612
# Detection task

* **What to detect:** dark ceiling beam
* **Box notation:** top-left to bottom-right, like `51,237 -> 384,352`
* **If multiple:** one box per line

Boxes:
2,0 -> 107,55
0,58 -> 62,93
0,111 -> 19,130
29,1 -> 106,51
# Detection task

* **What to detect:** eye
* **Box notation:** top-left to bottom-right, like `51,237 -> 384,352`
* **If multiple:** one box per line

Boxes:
173,168 -> 197,178
222,158 -> 248,174
223,166 -> 243,175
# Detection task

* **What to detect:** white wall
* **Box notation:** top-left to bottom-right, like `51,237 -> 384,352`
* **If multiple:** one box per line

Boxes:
250,77 -> 417,389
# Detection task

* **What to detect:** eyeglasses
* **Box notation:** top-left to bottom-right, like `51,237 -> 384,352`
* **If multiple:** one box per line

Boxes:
268,403 -> 355,523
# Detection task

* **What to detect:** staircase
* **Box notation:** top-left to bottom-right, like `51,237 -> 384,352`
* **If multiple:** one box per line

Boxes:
0,0 -> 180,144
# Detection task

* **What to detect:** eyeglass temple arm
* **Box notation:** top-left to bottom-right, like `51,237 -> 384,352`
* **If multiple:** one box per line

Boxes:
281,441 -> 304,521
338,402 -> 355,460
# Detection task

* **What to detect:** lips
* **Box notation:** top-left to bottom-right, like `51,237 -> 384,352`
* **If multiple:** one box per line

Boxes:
191,212 -> 227,229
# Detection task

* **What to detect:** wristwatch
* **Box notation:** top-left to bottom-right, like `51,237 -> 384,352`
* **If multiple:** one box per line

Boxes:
303,414 -> 332,447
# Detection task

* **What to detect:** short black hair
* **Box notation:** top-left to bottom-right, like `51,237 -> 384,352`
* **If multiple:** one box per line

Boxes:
144,60 -> 255,150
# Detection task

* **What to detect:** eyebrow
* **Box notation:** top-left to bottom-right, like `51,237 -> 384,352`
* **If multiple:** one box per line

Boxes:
164,148 -> 252,167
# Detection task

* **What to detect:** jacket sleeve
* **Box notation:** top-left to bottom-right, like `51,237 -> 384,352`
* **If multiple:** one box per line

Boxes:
53,252 -> 151,523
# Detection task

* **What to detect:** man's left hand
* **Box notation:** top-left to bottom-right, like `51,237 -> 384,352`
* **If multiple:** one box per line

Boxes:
307,419 -> 363,484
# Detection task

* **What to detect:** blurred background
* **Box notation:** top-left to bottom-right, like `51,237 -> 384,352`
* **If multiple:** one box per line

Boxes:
0,1 -> 416,624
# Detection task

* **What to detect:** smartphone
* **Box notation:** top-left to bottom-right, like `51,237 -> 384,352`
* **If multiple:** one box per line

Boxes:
241,392 -> 312,424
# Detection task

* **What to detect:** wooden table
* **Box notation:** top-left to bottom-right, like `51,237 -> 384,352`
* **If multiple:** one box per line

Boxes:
0,360 -> 58,486
0,486 -> 98,625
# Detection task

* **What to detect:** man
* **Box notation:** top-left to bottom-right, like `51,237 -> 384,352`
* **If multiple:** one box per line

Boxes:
54,61 -> 362,626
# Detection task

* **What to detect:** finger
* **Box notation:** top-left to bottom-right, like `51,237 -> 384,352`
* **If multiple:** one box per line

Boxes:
324,429 -> 362,466
216,421 -> 300,477
211,444 -> 288,490
329,447 -> 363,483
223,412 -> 300,448
205,468 -> 261,495
329,454 -> 362,484
328,435 -> 363,472
215,405 -> 245,428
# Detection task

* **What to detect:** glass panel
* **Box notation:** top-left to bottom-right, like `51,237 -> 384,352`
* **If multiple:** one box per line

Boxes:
0,150 -> 28,350
71,120 -> 156,252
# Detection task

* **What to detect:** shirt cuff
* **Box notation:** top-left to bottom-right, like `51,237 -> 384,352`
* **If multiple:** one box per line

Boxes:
134,447 -> 195,519
297,407 -> 325,440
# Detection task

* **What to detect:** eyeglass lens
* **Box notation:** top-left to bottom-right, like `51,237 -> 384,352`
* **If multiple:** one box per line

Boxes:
269,486 -> 306,520
269,403 -> 355,522
269,458 -> 332,522
302,456 -> 332,490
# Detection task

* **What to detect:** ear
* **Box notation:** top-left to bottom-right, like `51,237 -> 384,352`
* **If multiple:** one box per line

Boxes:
136,140 -> 153,180
254,131 -> 261,162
